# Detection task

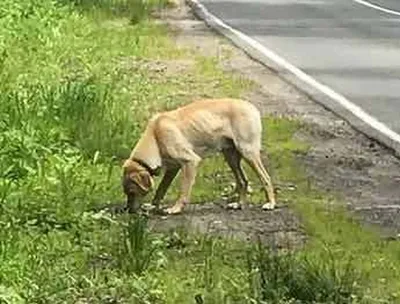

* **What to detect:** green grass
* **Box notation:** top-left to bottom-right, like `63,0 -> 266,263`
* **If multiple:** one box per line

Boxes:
1,0 -> 400,303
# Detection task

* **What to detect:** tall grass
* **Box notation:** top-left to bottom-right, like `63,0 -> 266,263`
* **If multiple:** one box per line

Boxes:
115,215 -> 163,275
60,0 -> 171,23
247,240 -> 365,303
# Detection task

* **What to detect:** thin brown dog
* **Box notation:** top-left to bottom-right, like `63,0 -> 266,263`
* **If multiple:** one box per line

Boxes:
122,98 -> 276,214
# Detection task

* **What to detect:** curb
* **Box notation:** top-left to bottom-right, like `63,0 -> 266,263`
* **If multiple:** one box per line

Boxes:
186,0 -> 400,157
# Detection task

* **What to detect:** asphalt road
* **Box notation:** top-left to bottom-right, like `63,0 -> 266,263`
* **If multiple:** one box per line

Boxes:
198,0 -> 400,133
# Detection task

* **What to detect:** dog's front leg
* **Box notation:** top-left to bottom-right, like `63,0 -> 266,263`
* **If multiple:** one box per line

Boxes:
166,160 -> 199,215
151,166 -> 180,208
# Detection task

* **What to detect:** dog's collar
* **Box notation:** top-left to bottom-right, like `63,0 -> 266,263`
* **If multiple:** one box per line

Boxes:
131,158 -> 161,176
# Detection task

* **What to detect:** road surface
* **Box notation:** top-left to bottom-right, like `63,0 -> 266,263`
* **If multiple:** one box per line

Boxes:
198,0 -> 400,133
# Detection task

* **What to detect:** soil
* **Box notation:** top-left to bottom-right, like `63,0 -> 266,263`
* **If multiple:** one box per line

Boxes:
148,203 -> 306,249
126,1 -> 400,245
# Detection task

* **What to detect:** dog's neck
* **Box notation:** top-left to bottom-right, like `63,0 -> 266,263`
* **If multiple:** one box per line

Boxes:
129,123 -> 162,174
130,157 -> 161,176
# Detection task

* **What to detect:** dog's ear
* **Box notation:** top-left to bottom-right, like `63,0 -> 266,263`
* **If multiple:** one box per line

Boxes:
131,171 -> 153,193
122,158 -> 133,169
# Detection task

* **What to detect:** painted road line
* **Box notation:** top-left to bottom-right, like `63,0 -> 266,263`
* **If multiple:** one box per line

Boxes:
352,0 -> 400,17
186,0 -> 400,155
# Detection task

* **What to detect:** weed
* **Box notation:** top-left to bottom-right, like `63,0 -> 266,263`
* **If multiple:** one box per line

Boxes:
114,215 -> 164,275
247,239 -> 366,304
200,235 -> 217,293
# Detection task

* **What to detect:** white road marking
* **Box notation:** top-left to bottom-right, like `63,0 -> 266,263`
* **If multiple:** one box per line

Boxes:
352,0 -> 400,17
187,0 -> 400,153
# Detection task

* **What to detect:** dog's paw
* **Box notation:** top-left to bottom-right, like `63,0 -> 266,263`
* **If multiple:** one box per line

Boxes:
165,205 -> 184,215
262,202 -> 275,211
226,202 -> 242,210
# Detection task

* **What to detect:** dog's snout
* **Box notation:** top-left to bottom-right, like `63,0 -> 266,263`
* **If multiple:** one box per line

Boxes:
123,184 -> 135,196
126,193 -> 138,213
122,175 -> 134,194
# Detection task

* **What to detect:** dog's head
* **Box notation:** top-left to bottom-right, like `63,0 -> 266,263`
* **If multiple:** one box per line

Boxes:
122,159 -> 154,210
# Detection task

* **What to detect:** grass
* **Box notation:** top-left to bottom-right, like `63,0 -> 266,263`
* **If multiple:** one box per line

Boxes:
1,0 -> 400,303
246,240 -> 366,303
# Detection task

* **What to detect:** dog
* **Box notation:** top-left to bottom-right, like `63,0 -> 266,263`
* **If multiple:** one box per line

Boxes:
122,98 -> 276,214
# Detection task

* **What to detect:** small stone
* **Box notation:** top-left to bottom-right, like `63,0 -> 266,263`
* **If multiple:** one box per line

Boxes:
141,203 -> 156,211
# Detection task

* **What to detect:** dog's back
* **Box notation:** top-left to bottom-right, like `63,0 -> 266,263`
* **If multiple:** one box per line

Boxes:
153,98 -> 262,158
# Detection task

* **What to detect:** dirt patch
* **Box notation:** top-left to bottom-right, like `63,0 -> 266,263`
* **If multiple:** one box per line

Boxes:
149,203 -> 305,249
153,1 -> 400,239
101,201 -> 305,248
301,129 -> 400,238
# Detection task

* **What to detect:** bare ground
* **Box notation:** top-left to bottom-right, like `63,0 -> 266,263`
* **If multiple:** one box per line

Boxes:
134,1 -> 400,244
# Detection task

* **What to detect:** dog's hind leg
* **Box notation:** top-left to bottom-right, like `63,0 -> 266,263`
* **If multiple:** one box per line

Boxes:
152,166 -> 180,208
222,146 -> 249,207
242,151 -> 276,210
